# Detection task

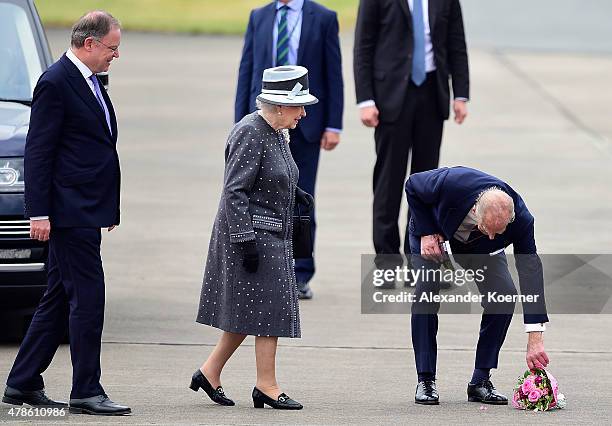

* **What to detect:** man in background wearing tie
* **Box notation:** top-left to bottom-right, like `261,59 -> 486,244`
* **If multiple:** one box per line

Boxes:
354,0 -> 470,270
3,11 -> 130,416
235,0 -> 344,300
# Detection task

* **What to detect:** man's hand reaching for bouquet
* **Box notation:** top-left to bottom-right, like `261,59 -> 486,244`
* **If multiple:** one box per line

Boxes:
526,332 -> 550,370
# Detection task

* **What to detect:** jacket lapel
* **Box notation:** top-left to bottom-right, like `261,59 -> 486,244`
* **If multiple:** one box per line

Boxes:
297,0 -> 313,64
428,0 -> 438,32
263,2 -> 276,67
60,55 -> 113,140
96,76 -> 118,142
398,0 -> 413,30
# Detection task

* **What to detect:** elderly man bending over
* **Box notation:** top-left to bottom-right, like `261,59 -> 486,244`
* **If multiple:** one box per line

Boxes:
404,166 -> 549,406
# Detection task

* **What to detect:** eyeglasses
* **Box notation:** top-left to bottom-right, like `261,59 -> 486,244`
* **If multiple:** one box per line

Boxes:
94,38 -> 119,53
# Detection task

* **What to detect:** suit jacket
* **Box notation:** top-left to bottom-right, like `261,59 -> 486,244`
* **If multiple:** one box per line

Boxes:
24,54 -> 121,228
234,0 -> 343,143
354,0 -> 469,122
405,166 -> 548,324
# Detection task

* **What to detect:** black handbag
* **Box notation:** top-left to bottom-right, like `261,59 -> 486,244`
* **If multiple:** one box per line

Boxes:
292,204 -> 313,259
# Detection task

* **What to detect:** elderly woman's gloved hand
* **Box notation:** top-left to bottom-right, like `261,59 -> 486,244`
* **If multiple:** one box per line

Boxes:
295,187 -> 314,212
241,240 -> 259,273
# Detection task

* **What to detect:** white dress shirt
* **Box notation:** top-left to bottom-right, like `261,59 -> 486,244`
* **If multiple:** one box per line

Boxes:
272,1 -> 340,134
272,0 -> 303,68
408,0 -> 436,73
358,0 -> 468,108
66,48 -> 97,96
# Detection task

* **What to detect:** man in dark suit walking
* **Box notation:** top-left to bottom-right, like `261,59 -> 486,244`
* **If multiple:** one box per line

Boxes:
2,11 -> 130,415
354,0 -> 469,265
405,166 -> 550,405
235,0 -> 344,299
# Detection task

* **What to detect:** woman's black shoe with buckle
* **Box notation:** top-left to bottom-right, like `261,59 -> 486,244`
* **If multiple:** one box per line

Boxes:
189,370 -> 235,406
252,387 -> 302,410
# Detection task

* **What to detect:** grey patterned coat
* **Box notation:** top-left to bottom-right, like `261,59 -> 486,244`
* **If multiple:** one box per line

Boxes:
196,112 -> 301,338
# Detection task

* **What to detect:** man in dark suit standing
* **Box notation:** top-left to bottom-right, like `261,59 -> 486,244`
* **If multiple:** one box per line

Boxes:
405,166 -> 550,405
2,11 -> 130,416
235,0 -> 344,299
354,0 -> 469,265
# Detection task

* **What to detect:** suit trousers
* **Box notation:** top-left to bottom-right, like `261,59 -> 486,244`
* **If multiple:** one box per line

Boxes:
7,228 -> 106,399
408,231 -> 515,376
289,128 -> 321,284
373,73 -> 444,258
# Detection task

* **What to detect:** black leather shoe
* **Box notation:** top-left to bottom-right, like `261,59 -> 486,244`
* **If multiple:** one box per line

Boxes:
297,282 -> 313,299
189,369 -> 234,406
467,379 -> 508,405
69,395 -> 131,415
2,386 -> 67,407
252,387 -> 302,410
415,380 -> 439,405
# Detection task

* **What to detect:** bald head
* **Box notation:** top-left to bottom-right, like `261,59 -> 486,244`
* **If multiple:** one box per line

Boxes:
474,188 -> 515,239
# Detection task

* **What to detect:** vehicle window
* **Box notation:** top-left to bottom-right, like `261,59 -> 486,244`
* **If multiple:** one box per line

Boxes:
0,3 -> 43,102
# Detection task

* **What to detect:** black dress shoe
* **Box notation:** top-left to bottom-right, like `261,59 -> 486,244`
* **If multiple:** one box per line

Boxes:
189,369 -> 235,406
69,395 -> 131,415
415,380 -> 439,405
467,379 -> 508,405
2,386 -> 67,407
297,282 -> 313,299
252,387 -> 302,410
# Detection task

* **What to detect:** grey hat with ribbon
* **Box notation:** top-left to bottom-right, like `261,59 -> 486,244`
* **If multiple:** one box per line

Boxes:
257,66 -> 319,107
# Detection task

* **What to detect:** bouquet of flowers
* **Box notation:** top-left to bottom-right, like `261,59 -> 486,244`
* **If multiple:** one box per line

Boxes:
512,368 -> 566,411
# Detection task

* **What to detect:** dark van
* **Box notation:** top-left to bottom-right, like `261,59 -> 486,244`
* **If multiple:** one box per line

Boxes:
0,0 -> 54,333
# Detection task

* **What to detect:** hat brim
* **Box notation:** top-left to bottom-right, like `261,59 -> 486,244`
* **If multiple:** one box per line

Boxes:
257,93 -> 319,107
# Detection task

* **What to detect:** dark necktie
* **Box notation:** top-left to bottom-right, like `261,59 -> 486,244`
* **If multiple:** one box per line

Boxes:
276,5 -> 289,66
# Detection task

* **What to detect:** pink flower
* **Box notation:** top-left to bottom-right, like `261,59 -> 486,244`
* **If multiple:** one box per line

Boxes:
521,379 -> 536,394
541,387 -> 549,395
512,391 -> 523,409
535,375 -> 543,384
528,389 -> 542,403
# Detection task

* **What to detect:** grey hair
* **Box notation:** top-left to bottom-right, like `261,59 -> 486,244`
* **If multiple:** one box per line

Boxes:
474,187 -> 515,223
255,99 -> 291,142
71,10 -> 121,48
255,99 -> 278,114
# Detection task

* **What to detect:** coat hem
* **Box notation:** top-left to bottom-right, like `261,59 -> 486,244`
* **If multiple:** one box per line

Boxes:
195,318 -> 301,338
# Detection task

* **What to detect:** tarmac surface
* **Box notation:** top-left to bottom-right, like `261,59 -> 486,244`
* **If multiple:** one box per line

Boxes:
2,5 -> 612,423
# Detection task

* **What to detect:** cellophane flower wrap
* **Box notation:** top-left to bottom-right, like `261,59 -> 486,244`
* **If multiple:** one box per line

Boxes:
512,368 -> 566,411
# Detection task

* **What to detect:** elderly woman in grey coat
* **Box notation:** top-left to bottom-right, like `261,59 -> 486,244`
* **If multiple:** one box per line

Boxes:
190,66 -> 317,410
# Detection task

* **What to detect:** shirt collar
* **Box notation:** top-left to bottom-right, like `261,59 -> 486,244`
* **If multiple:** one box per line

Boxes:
465,208 -> 478,226
276,0 -> 304,11
66,48 -> 94,80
